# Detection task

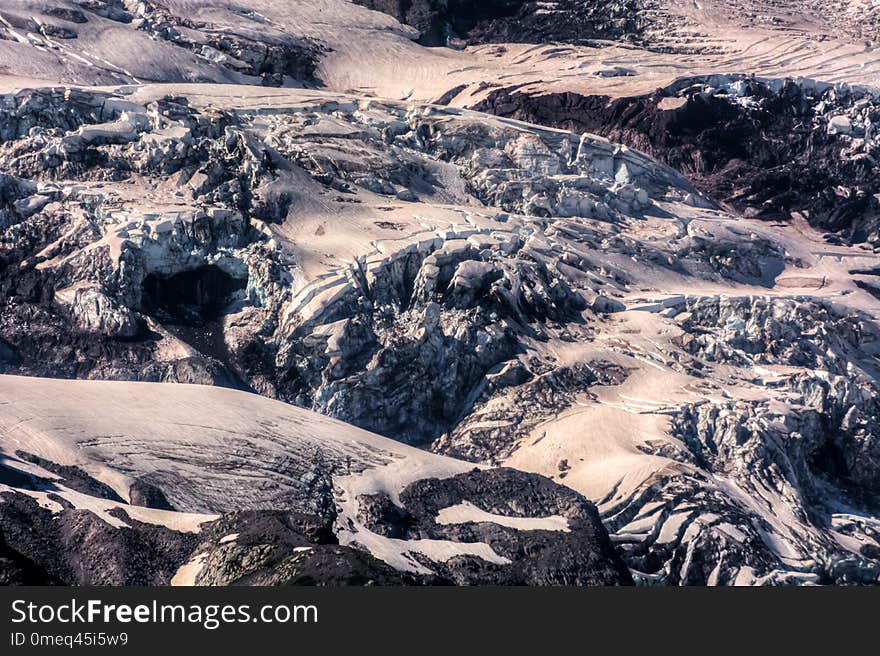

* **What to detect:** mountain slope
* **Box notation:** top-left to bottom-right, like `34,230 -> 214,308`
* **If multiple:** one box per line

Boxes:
1,0 -> 879,98
0,374 -> 631,585
0,1 -> 879,586
0,80 -> 877,584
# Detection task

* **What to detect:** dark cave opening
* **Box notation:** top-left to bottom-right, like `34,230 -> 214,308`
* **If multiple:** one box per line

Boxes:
140,265 -> 247,326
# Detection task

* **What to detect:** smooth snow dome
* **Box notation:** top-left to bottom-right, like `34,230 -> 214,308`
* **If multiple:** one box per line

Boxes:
0,374 -> 470,514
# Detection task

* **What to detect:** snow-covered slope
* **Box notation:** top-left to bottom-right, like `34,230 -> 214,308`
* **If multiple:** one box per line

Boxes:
0,373 -> 469,515
1,0 -> 879,98
0,375 -> 630,585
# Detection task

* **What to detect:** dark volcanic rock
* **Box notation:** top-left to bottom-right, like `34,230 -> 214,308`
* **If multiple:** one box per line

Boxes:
354,0 -> 657,49
15,451 -> 125,502
191,511 -> 434,585
0,530 -> 61,585
0,492 -> 197,585
129,479 -> 176,511
357,493 -> 414,538
359,468 -> 633,585
44,7 -> 90,24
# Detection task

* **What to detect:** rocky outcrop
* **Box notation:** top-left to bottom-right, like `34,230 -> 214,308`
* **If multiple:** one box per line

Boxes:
193,466 -> 634,586
383,468 -> 633,585
0,490 -> 197,586
186,511 -> 428,586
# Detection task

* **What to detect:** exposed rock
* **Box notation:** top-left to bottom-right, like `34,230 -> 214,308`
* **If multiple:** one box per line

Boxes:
191,511 -> 428,586
129,479 -> 176,511
14,451 -> 124,502
0,378 -> 632,586
0,491 -> 197,585
473,76 -> 880,246
383,468 -> 633,585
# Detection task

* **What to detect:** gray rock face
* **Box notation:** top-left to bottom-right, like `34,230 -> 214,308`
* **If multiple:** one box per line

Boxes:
63,286 -> 145,338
